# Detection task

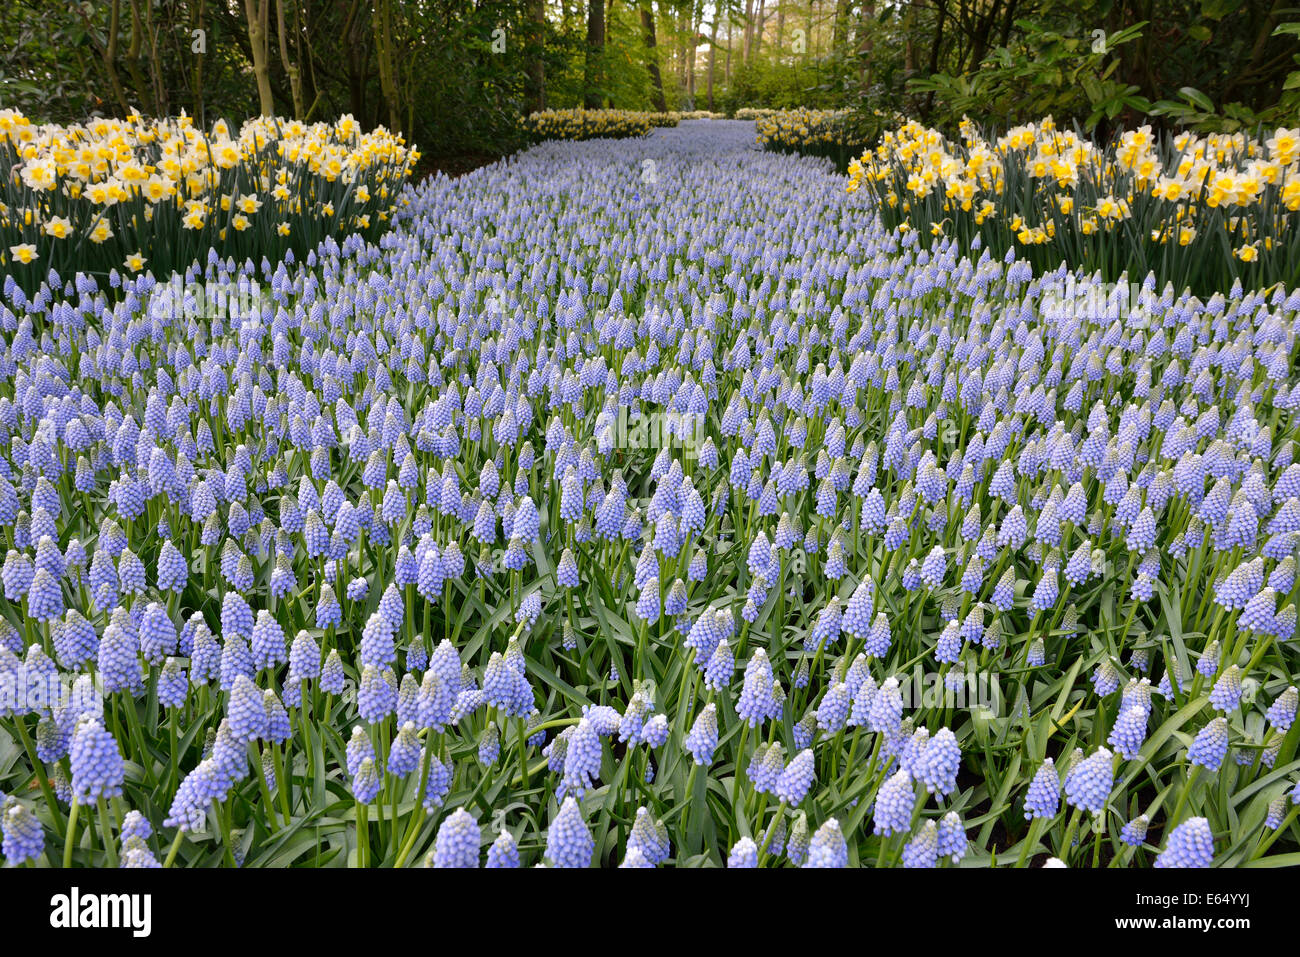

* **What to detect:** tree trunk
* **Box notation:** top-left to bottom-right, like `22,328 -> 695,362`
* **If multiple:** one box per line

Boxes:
742,0 -> 753,64
97,0 -> 131,115
707,9 -> 717,109
686,0 -> 699,108
641,0 -> 668,110
585,0 -> 606,108
857,0 -> 874,87
341,0 -> 367,120
753,0 -> 766,59
124,0 -> 156,115
806,0 -> 815,62
725,7 -> 732,81
526,0 -> 547,113
276,0 -> 305,118
966,0 -> 1001,73
244,0 -> 274,116
903,0 -> 917,74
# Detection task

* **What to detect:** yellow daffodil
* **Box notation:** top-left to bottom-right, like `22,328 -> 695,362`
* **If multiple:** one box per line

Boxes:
42,215 -> 73,239
9,243 -> 38,264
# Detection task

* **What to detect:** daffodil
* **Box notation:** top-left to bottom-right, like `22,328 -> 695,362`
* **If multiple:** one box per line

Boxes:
42,215 -> 73,239
9,243 -> 38,264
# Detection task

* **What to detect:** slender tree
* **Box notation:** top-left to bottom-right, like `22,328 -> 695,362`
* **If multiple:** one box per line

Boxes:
585,0 -> 606,107
707,5 -> 717,109
526,0 -> 547,113
244,0 -> 275,115
640,0 -> 668,111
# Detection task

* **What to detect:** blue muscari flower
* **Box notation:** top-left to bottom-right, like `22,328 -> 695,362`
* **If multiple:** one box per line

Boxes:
621,847 -> 654,868
119,809 -> 151,845
288,630 -> 321,684
901,558 -> 922,592
1240,587 -> 1277,634
728,836 -> 759,868
98,621 -> 144,695
346,725 -> 376,778
2,799 -> 44,864
1275,604 -> 1296,641
422,752 -> 454,810
1092,659 -> 1122,697
359,612 -> 396,670
433,808 -> 480,867
1265,797 -> 1287,830
546,796 -> 593,868
351,757 -> 382,804
936,811 -> 967,862
775,749 -> 816,805
990,567 -> 1017,611
54,610 -> 97,669
1120,814 -> 1149,846
627,806 -> 670,865
1108,705 -> 1148,760
486,830 -> 520,868
26,567 -> 63,621
227,675 -> 267,743
478,722 -> 500,766
920,546 -> 946,588
220,591 -> 254,639
1267,686 -> 1298,732
737,650 -> 776,728
1154,816 -> 1214,868
219,633 -> 255,692
685,703 -> 718,765
902,819 -> 939,868
810,678 -> 851,738
804,818 -> 848,868
321,650 -> 345,695
69,717 -> 125,803
914,727 -> 961,796
250,611 -> 286,670
1209,665 -> 1242,713
1188,716 -> 1229,771
807,597 -> 842,651
163,760 -> 224,832
515,591 -> 542,628
698,635 -> 734,691
263,691 -> 290,743
874,769 -> 914,836
1064,747 -> 1113,814
556,548 -> 579,588
562,718 -> 602,797
358,665 -> 397,723
635,711 -> 667,748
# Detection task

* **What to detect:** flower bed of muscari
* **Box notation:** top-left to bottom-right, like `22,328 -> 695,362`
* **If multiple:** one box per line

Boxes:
521,108 -> 678,143
0,110 -> 417,294
1,118 -> 1299,869
848,117 -> 1300,297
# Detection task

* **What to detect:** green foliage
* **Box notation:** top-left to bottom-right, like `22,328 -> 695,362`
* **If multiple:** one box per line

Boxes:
909,23 -> 1152,135
719,60 -> 838,116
